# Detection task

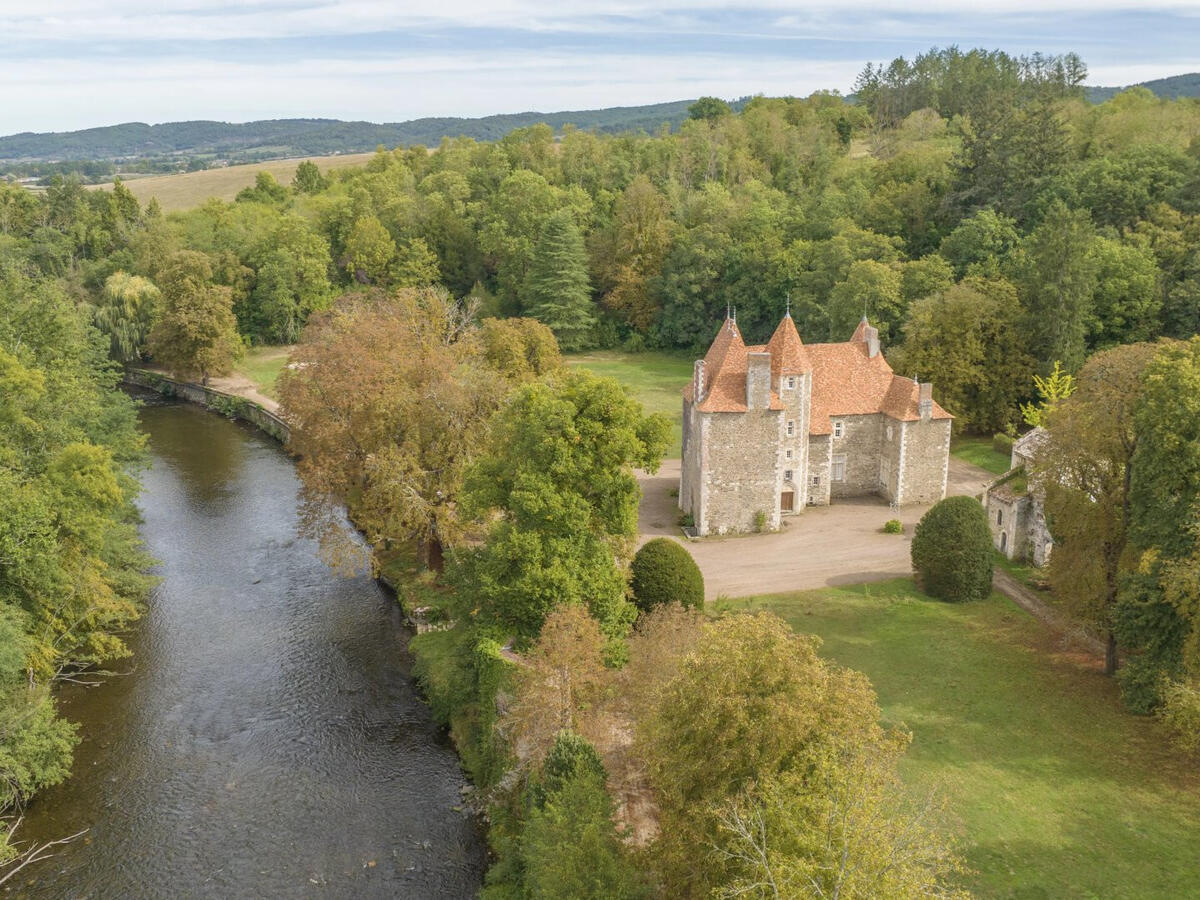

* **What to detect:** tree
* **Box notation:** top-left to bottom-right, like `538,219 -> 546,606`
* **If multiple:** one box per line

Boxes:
146,250 -> 242,383
279,287 -> 507,571
1035,343 -> 1161,675
93,271 -> 160,362
1114,338 -> 1200,705
292,160 -> 328,194
1012,201 -> 1098,373
523,209 -> 595,351
342,215 -> 395,284
892,278 -> 1033,433
827,259 -> 904,342
630,538 -> 704,612
457,370 -> 669,639
636,612 -> 960,897
479,317 -> 562,382
689,97 -> 733,121
1020,361 -> 1076,428
911,497 -> 993,602
937,208 -> 1019,278
1087,237 -> 1162,349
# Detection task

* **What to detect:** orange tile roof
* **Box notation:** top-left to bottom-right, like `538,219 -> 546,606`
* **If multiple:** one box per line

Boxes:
684,315 -> 951,429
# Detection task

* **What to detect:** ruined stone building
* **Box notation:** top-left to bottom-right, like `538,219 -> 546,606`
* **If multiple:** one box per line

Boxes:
680,313 -> 952,536
984,427 -> 1054,566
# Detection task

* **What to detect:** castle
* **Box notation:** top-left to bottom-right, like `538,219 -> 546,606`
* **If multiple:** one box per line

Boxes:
680,312 -> 952,536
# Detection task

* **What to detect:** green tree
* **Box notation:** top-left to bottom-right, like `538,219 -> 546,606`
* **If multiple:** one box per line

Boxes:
523,210 -> 595,351
630,538 -> 704,612
146,251 -> 243,383
342,215 -> 396,284
1087,237 -> 1163,349
292,160 -> 328,194
892,278 -> 1033,433
1035,343 -> 1160,675
938,208 -> 1019,278
1013,201 -> 1099,372
457,370 -> 669,639
1020,360 -> 1076,428
827,259 -> 904,342
93,271 -> 160,362
910,496 -> 993,602
689,97 -> 733,121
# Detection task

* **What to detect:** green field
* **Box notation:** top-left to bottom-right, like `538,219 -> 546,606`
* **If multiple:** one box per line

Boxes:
727,580 -> 1200,898
951,435 -> 1012,476
235,345 -> 292,398
566,350 -> 693,456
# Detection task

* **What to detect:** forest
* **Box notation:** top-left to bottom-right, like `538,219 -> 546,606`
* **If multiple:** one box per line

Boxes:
3,45 -> 1200,894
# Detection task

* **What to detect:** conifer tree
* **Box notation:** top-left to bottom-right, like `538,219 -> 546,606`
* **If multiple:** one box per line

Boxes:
523,210 -> 595,351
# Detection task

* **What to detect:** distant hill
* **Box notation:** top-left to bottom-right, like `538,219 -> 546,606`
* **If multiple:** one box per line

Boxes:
1085,72 -> 1200,104
0,99 -> 714,164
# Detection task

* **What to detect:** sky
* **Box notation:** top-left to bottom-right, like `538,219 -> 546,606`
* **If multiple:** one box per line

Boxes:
1,1 -> 1198,135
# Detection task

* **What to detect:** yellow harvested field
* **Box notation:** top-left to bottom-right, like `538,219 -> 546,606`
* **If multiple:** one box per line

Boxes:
90,152 -> 377,211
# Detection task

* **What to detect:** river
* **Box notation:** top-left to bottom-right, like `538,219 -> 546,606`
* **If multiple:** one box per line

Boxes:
7,396 -> 485,899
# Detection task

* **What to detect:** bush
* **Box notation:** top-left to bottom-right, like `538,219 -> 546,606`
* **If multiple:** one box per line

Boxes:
910,496 -> 993,602
883,519 -> 903,534
1160,680 -> 1200,754
993,432 -> 1015,456
631,538 -> 704,612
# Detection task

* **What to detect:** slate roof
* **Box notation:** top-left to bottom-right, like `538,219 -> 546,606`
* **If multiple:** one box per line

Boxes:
684,314 -> 952,431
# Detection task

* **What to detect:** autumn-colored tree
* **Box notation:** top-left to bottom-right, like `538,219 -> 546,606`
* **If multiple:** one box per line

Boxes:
146,250 -> 242,383
1035,342 -> 1161,674
1020,360 -> 1076,427
278,286 -> 508,570
479,317 -> 563,382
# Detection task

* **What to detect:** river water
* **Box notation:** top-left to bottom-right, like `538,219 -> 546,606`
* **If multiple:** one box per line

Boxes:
8,397 -> 485,899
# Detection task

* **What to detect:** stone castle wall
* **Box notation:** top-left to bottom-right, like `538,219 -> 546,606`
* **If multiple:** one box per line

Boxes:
900,418 -> 950,504
829,414 -> 885,499
700,410 -> 782,534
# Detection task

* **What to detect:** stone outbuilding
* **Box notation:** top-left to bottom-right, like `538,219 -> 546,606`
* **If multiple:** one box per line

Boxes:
984,427 -> 1053,566
679,312 -> 953,536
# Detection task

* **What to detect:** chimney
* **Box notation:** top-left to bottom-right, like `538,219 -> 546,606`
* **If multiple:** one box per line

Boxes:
918,382 -> 933,422
746,353 -> 771,410
693,359 -> 706,402
866,325 -> 880,359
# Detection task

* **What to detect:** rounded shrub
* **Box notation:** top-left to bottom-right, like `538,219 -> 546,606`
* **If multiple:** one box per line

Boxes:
883,519 -> 903,534
910,496 -> 993,602
631,538 -> 704,612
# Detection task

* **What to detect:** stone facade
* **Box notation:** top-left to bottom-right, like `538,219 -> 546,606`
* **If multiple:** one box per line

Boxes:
983,427 -> 1053,566
681,314 -> 953,536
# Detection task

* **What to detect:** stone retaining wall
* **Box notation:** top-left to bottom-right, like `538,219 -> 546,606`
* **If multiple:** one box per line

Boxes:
122,368 -> 290,445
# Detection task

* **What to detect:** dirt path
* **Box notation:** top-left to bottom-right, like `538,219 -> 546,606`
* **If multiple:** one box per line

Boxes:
205,371 -> 280,414
637,458 -> 994,601
992,568 -> 1105,658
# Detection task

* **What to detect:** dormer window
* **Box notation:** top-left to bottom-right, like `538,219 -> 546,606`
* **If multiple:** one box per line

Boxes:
833,420 -> 844,438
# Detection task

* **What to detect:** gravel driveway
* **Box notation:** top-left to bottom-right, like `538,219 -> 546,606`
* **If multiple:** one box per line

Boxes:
637,458 -> 993,601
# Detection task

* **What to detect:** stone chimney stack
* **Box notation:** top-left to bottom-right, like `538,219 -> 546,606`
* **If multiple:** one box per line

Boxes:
866,324 -> 880,358
746,352 -> 771,410
693,359 -> 706,402
918,382 -> 933,421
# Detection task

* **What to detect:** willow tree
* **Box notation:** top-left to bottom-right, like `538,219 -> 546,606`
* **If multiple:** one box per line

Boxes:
94,271 -> 160,363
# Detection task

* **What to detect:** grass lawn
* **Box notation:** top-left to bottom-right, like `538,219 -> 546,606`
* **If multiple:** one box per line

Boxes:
235,345 -> 293,399
566,350 -> 694,457
727,580 -> 1200,899
952,435 -> 1012,476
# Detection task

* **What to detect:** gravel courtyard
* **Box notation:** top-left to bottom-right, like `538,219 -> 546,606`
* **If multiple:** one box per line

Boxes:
637,458 -> 993,600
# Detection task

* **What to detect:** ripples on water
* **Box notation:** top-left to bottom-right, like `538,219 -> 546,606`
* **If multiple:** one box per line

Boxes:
7,398 -> 484,899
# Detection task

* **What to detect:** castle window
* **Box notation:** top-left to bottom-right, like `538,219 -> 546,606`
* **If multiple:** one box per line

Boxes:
787,376 -> 797,389
832,455 -> 846,482
786,420 -> 794,436
997,510 -> 1003,526
785,448 -> 793,459
784,469 -> 794,482
833,420 -> 844,438
886,425 -> 894,441
811,475 -> 821,487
